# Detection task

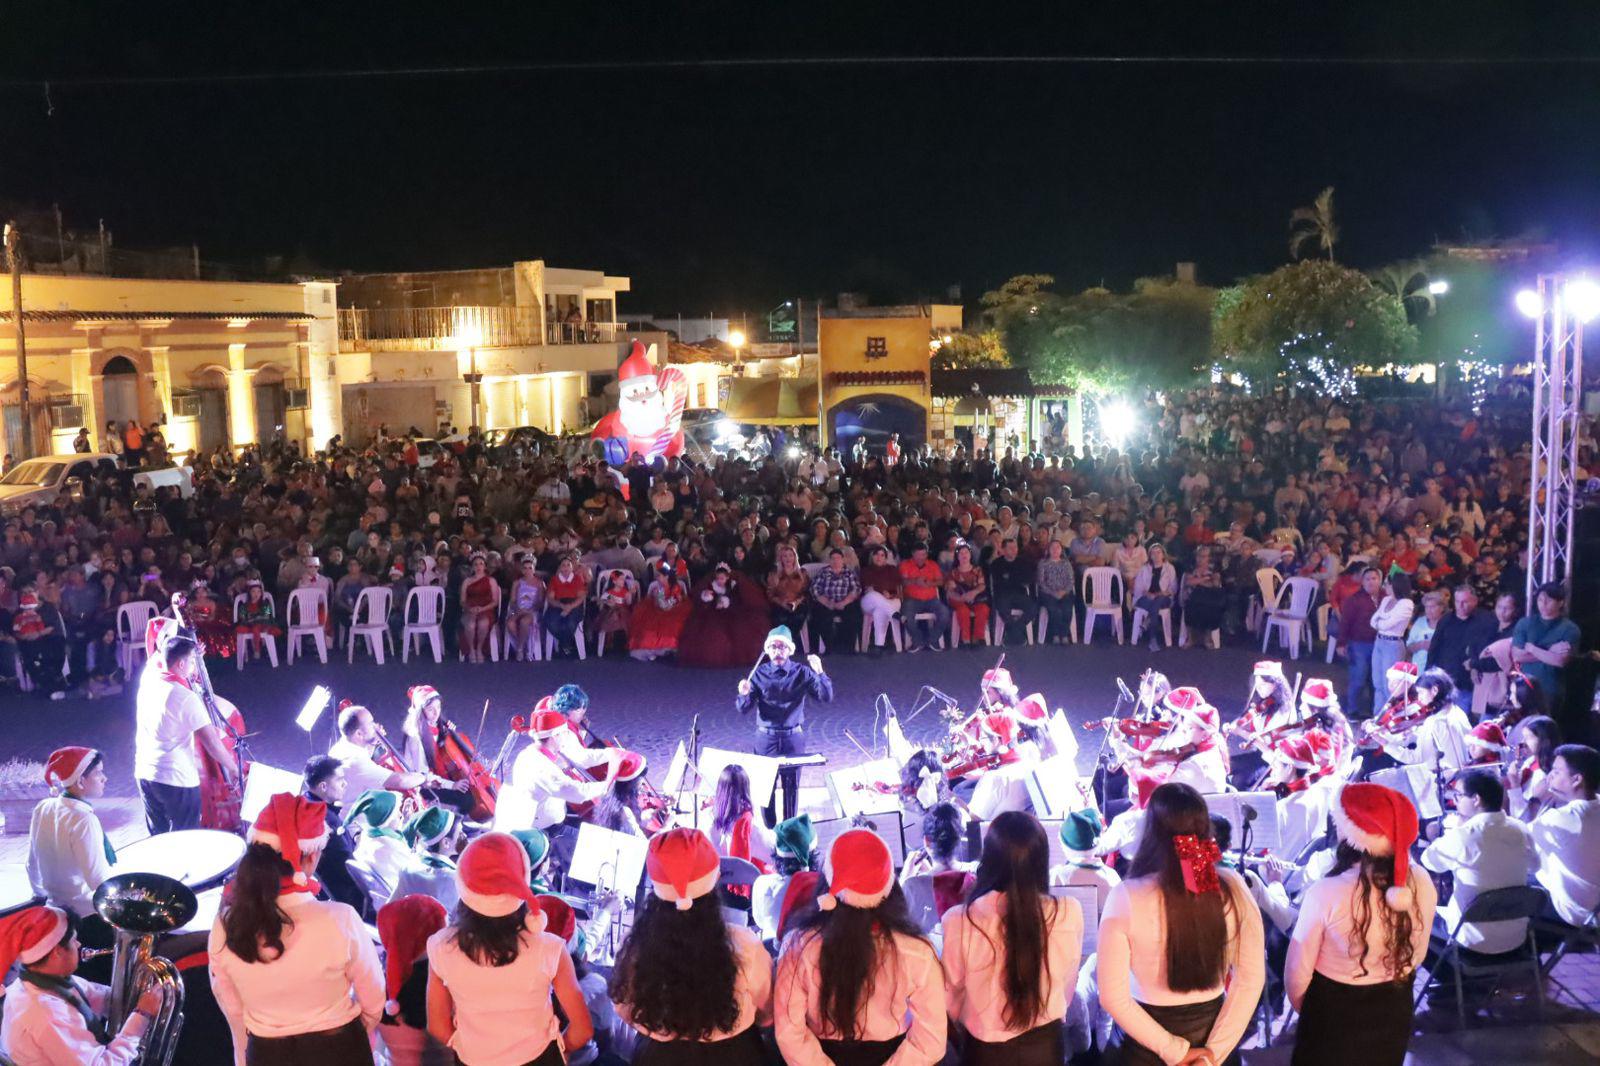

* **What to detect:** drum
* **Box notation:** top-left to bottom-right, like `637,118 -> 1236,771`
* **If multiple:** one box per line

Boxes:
0,866 -> 41,918
112,829 -> 247,892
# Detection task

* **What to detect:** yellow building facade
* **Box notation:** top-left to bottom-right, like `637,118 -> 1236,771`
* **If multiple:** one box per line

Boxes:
0,274 -> 337,458
817,304 -> 962,449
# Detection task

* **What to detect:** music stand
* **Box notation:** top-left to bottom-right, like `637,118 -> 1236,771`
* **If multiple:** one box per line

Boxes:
1023,754 -> 1094,820
1202,790 -> 1282,856
694,747 -> 781,813
240,764 -> 308,824
826,758 -> 908,857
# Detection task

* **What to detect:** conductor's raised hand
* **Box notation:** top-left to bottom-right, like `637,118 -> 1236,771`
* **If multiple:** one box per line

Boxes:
806,654 -> 824,673
738,679 -> 753,697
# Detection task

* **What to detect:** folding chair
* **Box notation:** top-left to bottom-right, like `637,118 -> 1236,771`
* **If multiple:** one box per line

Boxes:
1418,884 -> 1548,1027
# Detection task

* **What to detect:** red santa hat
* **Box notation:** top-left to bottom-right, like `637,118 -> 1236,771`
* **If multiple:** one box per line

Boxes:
1252,660 -> 1285,678
248,793 -> 331,886
18,592 -> 38,610
1014,694 -> 1050,725
0,906 -> 70,982
535,894 -> 578,946
1467,720 -> 1509,756
44,746 -> 99,792
981,667 -> 1016,693
145,615 -> 181,658
528,707 -> 568,739
616,752 -> 648,781
1386,660 -> 1420,685
1300,679 -> 1336,709
377,894 -> 447,1017
407,685 -> 441,712
1164,687 -> 1219,730
1331,783 -> 1420,911
457,832 -> 543,919
617,341 -> 657,394
646,827 -> 721,911
818,828 -> 895,911
777,870 -> 822,939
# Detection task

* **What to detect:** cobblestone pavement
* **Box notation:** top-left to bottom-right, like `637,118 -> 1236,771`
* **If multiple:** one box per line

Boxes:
7,639 -> 1341,799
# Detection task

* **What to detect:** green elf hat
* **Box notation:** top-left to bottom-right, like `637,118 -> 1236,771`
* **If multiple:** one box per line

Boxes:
774,814 -> 816,861
403,805 -> 458,849
344,789 -> 402,832
509,828 -> 552,878
764,625 -> 795,649
1059,808 -> 1105,854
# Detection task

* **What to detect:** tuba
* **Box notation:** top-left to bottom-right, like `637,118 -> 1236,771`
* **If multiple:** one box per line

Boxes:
92,872 -> 196,1066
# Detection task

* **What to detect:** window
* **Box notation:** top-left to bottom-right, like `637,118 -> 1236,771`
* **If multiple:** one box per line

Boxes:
865,337 -> 888,360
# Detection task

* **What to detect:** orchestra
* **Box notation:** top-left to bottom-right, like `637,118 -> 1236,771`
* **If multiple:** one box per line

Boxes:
12,612 -> 1600,1066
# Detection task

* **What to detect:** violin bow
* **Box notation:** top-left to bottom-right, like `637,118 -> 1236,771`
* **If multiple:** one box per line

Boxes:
473,698 -> 490,754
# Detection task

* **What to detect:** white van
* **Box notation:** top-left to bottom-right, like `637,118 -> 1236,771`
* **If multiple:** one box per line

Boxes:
0,453 -> 194,515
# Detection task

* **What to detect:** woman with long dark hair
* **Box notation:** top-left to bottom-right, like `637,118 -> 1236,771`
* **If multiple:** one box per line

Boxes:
941,812 -> 1082,1065
711,765 -> 775,872
426,833 -> 592,1066
1286,783 -> 1436,1066
1096,783 -> 1264,1066
1509,715 -> 1562,819
209,793 -> 384,1065
611,827 -> 772,1064
776,828 -> 947,1066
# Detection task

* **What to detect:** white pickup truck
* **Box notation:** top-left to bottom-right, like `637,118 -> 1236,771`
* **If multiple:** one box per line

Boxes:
0,453 -> 195,515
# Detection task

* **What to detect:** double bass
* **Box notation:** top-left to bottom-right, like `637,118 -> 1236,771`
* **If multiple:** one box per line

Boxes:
170,595 -> 248,832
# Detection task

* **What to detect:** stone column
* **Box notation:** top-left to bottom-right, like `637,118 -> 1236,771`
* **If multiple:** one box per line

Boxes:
227,343 -> 258,449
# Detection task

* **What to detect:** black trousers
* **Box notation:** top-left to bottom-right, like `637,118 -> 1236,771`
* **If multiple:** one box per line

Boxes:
421,783 -> 478,818
1290,971 -> 1415,1066
1112,995 -> 1224,1066
818,1033 -> 905,1066
757,726 -> 803,823
246,1019 -> 372,1065
809,601 -> 862,654
454,1040 -> 561,1066
138,778 -> 202,835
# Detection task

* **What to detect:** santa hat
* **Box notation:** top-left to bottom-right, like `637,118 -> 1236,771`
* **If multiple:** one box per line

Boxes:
617,341 -> 657,393
403,805 -> 459,849
18,592 -> 38,610
982,667 -> 1016,693
44,747 -> 99,792
1467,720 -> 1509,756
1386,660 -> 1420,685
407,685 -> 441,712
764,626 -> 796,650
0,906 -> 70,981
1252,660 -> 1285,678
616,752 -> 648,782
1331,783 -> 1420,911
980,712 -> 1019,747
248,793 -> 331,886
344,790 -> 402,832
535,894 -> 578,947
456,832 -> 542,918
528,708 -> 568,739
777,870 -> 821,939
377,895 -> 446,1016
646,827 -> 721,911
145,615 -> 181,657
1300,679 -> 1336,708
1013,694 -> 1050,725
817,828 -> 895,911
1164,687 -> 1219,730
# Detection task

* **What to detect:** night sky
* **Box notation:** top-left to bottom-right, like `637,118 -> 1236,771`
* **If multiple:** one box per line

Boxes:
5,5 -> 1600,309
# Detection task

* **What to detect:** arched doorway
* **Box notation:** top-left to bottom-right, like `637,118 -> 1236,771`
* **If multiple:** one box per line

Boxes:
101,355 -> 141,431
253,366 -> 287,445
191,367 -> 230,453
828,393 -> 926,456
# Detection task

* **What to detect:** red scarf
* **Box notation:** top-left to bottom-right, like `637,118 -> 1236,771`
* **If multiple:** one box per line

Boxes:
160,670 -> 192,691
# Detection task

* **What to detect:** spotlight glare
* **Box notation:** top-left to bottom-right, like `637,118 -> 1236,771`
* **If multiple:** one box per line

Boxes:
1515,289 -> 1543,320
1566,278 -> 1600,324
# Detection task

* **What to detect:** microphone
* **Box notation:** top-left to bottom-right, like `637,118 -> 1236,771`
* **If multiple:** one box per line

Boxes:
1116,678 -> 1135,703
925,687 -> 958,708
1240,804 -> 1258,822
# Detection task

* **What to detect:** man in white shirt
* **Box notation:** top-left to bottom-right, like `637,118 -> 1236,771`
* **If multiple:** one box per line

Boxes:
327,703 -> 432,797
27,748 -> 113,920
1530,744 -> 1600,928
494,708 -> 619,835
1421,769 -> 1537,953
133,637 -> 235,834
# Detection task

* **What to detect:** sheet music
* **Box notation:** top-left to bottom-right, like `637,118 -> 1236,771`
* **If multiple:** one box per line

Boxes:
568,822 -> 649,907
1047,710 -> 1079,764
1202,790 -> 1283,853
826,758 -> 904,819
1023,754 -> 1094,820
662,741 -> 693,795
694,746 -> 781,805
240,763 -> 306,824
1370,766 -> 1443,820
1051,884 -> 1099,955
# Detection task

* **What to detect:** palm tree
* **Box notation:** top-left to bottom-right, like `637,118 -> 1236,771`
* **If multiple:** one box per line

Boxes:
1289,186 -> 1339,261
1372,260 -> 1440,322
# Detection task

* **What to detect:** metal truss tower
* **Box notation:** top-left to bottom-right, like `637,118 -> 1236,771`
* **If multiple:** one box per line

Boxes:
1526,273 -> 1586,605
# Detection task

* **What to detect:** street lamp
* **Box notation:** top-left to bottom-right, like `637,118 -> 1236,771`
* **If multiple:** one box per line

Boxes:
1427,279 -> 1450,296
729,328 -> 747,375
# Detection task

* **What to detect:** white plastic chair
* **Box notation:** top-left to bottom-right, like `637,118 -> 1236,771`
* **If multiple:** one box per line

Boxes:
907,604 -> 948,650
347,586 -> 393,664
1262,576 -> 1320,658
860,612 -> 904,653
1250,568 -> 1284,635
1175,575 -> 1220,650
285,587 -> 329,665
591,569 -> 638,656
1131,602 -> 1174,647
543,614 -> 587,661
232,592 -> 279,669
116,601 -> 157,677
1037,604 -> 1077,644
1080,567 -> 1125,645
1319,602 -> 1338,662
948,603 -> 993,649
402,586 -> 446,664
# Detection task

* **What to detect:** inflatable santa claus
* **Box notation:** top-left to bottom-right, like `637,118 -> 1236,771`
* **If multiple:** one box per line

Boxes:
592,340 -> 687,465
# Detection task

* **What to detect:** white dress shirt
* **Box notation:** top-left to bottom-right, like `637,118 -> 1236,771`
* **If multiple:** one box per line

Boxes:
1530,798 -> 1600,926
0,974 -> 149,1066
327,737 -> 396,797
1096,869 -> 1264,1066
353,832 -> 412,897
495,744 -> 607,831
208,892 -> 384,1062
941,891 -> 1083,1043
1421,811 -> 1537,953
1285,866 -> 1438,1009
776,929 -> 946,1066
619,924 -> 773,1043
134,667 -> 208,787
427,915 -> 564,1066
26,795 -> 112,918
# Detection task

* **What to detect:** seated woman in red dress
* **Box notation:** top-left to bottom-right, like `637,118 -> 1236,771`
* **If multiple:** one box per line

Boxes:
458,553 -> 501,663
677,563 -> 768,669
629,561 -> 691,661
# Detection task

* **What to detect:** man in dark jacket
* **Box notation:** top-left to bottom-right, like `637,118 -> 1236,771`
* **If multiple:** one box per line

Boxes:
302,755 -> 367,914
736,625 -> 834,822
1427,582 -> 1500,710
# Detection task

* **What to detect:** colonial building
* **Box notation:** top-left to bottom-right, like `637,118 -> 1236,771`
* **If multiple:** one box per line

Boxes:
0,273 -> 337,458
818,303 -> 963,450
336,261 -> 660,442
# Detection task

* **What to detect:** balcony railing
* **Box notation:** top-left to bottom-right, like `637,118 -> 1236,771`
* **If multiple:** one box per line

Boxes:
338,306 -> 624,350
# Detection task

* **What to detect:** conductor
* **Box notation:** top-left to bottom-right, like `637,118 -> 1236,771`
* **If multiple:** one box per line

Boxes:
736,626 -> 834,822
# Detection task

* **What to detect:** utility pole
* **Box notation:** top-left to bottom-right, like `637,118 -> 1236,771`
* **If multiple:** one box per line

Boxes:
5,222 -> 32,458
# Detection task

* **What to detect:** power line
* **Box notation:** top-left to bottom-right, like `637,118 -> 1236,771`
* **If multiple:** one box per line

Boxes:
10,52 -> 1600,90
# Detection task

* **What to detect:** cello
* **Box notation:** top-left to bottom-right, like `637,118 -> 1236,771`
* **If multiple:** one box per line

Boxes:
432,707 -> 501,821
170,595 -> 248,832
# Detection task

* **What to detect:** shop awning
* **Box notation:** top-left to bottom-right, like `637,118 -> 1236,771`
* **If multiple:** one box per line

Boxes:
722,377 -> 819,425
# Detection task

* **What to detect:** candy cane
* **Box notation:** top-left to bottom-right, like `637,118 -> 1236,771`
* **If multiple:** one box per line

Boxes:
648,366 -> 688,459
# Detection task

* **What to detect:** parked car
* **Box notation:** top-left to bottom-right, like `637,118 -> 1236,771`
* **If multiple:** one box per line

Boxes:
0,453 -> 194,515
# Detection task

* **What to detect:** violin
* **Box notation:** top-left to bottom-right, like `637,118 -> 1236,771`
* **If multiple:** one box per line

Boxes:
576,720 -> 683,831
434,715 -> 500,822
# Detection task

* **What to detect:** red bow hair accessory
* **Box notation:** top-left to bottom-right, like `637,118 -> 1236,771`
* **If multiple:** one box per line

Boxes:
1173,834 -> 1222,895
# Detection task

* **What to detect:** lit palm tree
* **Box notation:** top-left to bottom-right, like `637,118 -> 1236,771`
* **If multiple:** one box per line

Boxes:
1372,259 -> 1440,321
1289,186 -> 1339,261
